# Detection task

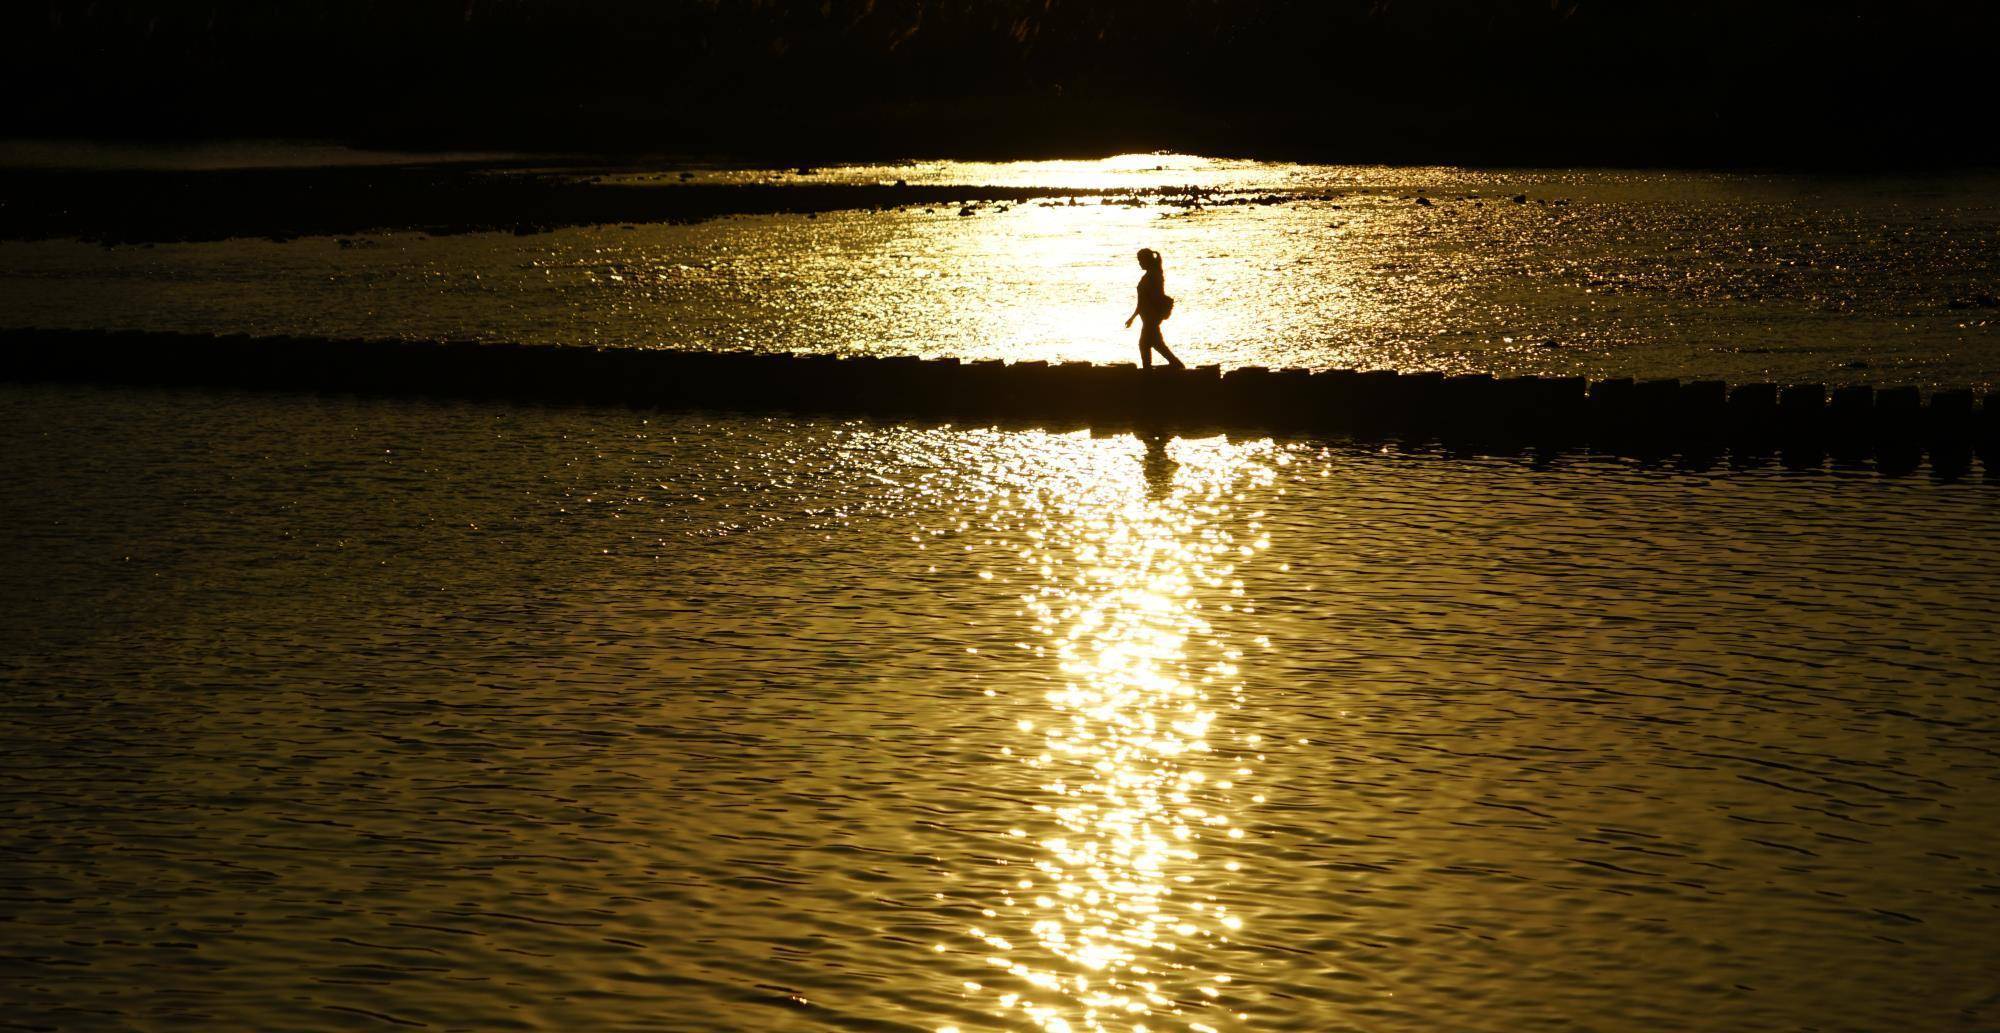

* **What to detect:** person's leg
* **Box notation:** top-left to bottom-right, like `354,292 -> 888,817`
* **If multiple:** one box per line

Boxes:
1139,325 -> 1156,369
1143,325 -> 1177,370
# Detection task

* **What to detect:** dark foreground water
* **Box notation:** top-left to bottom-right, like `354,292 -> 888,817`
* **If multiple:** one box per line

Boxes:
2,384 -> 1997,1032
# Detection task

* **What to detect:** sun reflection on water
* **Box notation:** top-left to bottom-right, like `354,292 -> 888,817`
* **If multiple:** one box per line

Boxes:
942,433 -> 1277,1033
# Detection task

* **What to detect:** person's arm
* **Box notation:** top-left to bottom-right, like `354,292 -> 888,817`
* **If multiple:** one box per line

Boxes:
1125,303 -> 1139,328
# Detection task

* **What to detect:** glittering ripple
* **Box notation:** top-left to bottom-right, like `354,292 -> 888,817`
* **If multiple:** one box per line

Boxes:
3,389 -> 2000,1033
931,435 -> 1279,1033
2,156 -> 1997,388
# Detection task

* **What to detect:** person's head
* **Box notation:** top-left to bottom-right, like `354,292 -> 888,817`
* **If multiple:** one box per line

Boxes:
1136,248 -> 1161,272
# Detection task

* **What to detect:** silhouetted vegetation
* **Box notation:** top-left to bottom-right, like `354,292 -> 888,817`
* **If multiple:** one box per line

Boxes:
5,1 -> 1996,165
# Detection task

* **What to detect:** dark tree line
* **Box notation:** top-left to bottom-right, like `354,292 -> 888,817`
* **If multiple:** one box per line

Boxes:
5,1 -> 1995,164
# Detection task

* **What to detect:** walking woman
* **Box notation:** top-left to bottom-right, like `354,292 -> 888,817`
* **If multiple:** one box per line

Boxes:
1124,248 -> 1184,370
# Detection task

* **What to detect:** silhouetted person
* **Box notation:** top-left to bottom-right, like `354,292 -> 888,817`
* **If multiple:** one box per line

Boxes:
1125,248 -> 1184,370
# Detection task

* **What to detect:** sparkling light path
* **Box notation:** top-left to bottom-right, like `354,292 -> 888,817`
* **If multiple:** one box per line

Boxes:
936,434 -> 1281,1033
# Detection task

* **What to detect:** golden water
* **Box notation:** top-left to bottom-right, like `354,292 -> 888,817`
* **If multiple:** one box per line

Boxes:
3,155 -> 1998,388
3,385 -> 1997,1031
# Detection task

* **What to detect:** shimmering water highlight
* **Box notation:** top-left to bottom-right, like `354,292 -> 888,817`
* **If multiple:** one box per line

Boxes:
3,385 -> 1997,1032
2,156 -> 1996,388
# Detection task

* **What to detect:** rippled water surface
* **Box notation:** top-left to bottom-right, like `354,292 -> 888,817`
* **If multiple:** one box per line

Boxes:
4,384 -> 1997,1032
2,154 -> 1997,389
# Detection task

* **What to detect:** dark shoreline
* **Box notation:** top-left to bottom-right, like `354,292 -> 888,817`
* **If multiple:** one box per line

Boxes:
8,151 -> 1994,246
0,164 -> 1130,245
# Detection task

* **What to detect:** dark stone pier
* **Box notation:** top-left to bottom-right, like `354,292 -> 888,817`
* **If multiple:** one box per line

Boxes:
5,329 -> 1995,462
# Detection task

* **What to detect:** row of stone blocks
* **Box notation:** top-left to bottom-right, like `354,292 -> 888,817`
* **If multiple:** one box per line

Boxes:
4,328 -> 1996,452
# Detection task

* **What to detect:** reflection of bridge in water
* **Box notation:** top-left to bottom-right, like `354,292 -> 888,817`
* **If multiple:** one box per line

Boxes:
8,328 -> 1995,464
